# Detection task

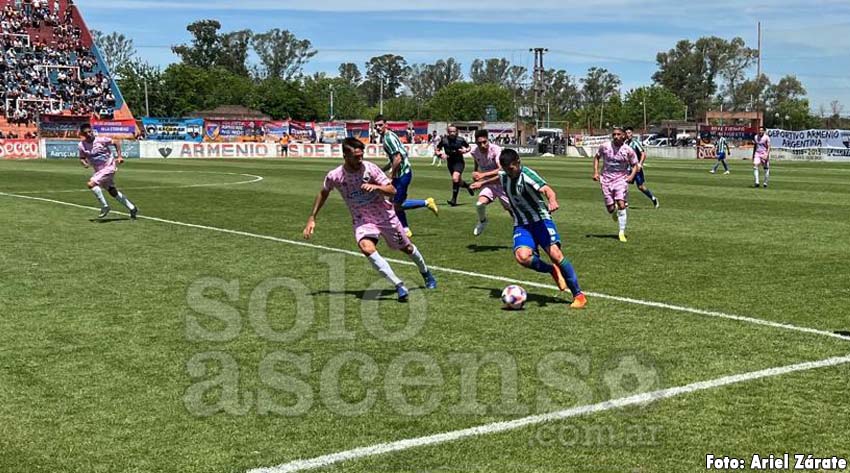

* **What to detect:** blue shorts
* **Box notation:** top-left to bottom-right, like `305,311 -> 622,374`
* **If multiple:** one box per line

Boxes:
392,171 -> 412,205
717,153 -> 726,160
513,219 -> 561,253
633,168 -> 646,186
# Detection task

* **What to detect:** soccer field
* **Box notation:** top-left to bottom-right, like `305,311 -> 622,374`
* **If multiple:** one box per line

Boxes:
2,156 -> 849,473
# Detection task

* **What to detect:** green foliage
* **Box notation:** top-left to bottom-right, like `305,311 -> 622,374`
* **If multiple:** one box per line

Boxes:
426,82 -> 513,121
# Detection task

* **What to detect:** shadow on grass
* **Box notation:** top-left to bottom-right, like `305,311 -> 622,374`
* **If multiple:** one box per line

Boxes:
90,217 -> 131,223
470,285 -> 565,309
585,234 -> 619,240
466,244 -> 512,253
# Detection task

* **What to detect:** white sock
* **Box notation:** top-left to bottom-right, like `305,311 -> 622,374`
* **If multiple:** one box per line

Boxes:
113,191 -> 136,211
407,245 -> 429,273
91,186 -> 108,208
618,209 -> 627,233
367,252 -> 402,287
764,168 -> 770,185
475,202 -> 487,222
753,168 -> 759,184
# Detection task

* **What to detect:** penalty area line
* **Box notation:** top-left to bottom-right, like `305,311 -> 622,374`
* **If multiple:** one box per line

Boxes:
1,190 -> 848,344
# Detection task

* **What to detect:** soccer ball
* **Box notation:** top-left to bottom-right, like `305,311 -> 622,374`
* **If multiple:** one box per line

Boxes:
501,285 -> 527,310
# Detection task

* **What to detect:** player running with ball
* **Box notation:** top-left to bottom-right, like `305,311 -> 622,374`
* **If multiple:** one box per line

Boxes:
477,148 -> 586,309
303,138 -> 437,302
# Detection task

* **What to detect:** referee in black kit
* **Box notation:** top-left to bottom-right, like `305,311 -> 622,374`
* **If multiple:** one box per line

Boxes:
437,125 -> 473,206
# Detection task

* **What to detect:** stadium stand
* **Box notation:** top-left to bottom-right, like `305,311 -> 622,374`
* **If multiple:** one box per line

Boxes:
0,0 -> 133,137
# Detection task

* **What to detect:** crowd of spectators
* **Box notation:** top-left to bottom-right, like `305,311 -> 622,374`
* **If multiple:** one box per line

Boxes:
1,0 -> 116,127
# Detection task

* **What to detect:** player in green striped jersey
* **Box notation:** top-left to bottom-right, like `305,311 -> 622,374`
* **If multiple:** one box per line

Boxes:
476,148 -> 587,309
625,127 -> 659,209
375,115 -> 439,238
710,134 -> 731,174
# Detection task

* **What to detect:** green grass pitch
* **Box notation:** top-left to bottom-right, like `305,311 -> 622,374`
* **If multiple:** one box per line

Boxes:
1,156 -> 849,472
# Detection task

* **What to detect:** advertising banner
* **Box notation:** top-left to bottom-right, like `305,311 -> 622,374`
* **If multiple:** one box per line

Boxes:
44,139 -> 140,159
140,141 -> 278,159
699,125 -> 756,140
412,121 -> 429,143
142,118 -> 204,142
287,143 -> 435,159
92,119 -> 137,139
767,128 -> 850,150
38,114 -> 90,138
204,120 -> 267,142
503,144 -> 537,157
317,122 -> 347,144
387,121 -> 411,143
0,139 -> 40,159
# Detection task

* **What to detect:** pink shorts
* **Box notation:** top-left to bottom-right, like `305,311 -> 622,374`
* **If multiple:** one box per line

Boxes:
479,186 -> 511,211
753,155 -> 769,167
90,164 -> 117,188
354,216 -> 411,250
601,180 -> 628,206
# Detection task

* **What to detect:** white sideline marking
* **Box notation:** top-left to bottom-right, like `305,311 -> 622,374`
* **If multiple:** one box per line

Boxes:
1,191 -> 848,343
249,353 -> 850,473
10,171 -> 264,194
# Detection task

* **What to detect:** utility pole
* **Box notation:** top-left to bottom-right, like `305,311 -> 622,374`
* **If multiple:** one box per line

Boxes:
756,22 -> 761,79
530,48 -> 548,126
329,85 -> 335,120
144,78 -> 150,117
642,88 -> 648,134
379,79 -> 384,115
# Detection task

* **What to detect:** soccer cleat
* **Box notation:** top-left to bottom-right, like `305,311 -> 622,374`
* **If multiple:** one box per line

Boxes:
763,183 -> 768,188
422,271 -> 437,289
618,231 -> 628,243
550,264 -> 568,292
396,284 -> 409,302
724,170 -> 730,175
569,293 -> 588,309
709,169 -> 716,174
653,197 -> 660,209
405,228 -> 413,238
425,197 -> 439,216
473,219 -> 488,236
446,200 -> 458,207
754,183 -> 760,188
129,206 -> 139,220
98,206 -> 111,219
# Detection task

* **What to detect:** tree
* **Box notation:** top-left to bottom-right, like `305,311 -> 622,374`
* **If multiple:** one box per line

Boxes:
302,75 -> 367,120
581,67 -> 621,106
653,36 -> 757,117
248,78 -> 310,119
621,86 -> 686,130
116,60 -> 171,117
541,69 -> 581,118
219,30 -> 253,77
426,82 -> 513,121
338,63 -> 362,85
404,58 -> 464,102
91,30 -> 136,75
362,54 -> 409,106
172,20 -> 224,70
469,58 -> 526,91
252,28 -> 317,80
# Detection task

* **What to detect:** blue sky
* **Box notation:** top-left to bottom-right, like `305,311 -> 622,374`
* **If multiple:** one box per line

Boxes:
78,0 -> 850,114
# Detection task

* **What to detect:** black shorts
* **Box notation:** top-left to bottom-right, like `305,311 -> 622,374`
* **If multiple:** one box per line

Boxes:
447,157 -> 466,174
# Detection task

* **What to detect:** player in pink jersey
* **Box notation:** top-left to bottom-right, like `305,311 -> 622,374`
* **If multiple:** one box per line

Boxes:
593,127 -> 639,242
303,138 -> 437,302
78,123 -> 138,220
468,129 -> 512,236
752,126 -> 771,188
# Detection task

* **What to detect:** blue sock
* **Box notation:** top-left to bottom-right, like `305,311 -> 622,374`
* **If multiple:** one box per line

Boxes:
641,188 -> 656,201
397,209 -> 409,228
529,255 -> 552,274
557,258 -> 582,297
402,199 -> 427,210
